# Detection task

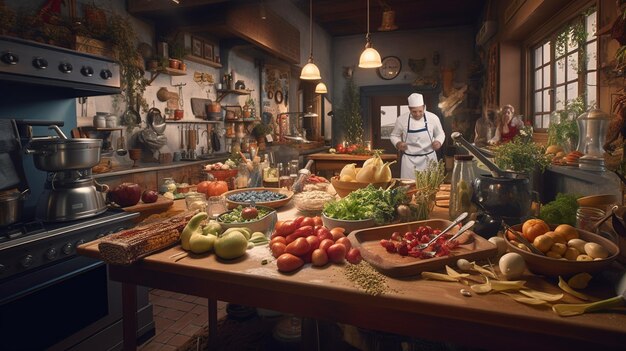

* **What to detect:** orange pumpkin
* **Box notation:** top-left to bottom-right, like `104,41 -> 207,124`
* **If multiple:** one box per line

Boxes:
207,181 -> 229,197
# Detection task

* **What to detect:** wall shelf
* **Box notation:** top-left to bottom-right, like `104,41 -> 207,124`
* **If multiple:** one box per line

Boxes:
165,120 -> 223,124
215,88 -> 252,102
147,67 -> 187,85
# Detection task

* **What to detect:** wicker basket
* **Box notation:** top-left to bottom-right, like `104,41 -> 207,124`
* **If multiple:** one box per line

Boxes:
204,169 -> 238,181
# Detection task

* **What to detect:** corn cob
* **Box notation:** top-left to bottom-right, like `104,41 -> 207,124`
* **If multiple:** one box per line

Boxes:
99,211 -> 197,265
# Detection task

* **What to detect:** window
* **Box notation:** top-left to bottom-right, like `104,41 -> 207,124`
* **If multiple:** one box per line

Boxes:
379,104 -> 408,139
530,8 -> 597,131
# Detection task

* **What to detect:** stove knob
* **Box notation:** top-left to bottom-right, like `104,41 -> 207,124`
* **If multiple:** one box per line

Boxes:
45,248 -> 58,260
100,69 -> 112,79
1,52 -> 19,65
20,255 -> 34,268
81,66 -> 94,77
59,62 -> 73,73
62,242 -> 74,255
32,57 -> 48,69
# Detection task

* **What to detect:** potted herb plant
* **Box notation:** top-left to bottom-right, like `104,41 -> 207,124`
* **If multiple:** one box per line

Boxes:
251,123 -> 271,149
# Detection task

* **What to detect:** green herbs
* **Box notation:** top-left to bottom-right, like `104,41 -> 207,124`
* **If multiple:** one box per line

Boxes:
494,139 -> 551,175
323,185 -> 408,225
539,193 -> 580,226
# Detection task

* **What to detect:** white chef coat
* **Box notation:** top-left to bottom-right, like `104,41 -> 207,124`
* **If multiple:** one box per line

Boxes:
389,110 -> 445,179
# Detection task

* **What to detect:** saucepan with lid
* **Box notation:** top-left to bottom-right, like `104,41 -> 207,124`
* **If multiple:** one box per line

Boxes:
25,125 -> 102,171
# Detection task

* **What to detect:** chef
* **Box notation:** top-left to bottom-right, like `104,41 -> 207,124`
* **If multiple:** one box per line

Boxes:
390,93 -> 445,179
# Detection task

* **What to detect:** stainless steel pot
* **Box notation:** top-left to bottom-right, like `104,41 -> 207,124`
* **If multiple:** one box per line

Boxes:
26,138 -> 102,171
0,189 -> 29,226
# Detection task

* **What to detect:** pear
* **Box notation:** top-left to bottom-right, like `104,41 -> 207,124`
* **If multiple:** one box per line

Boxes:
339,163 -> 357,180
189,234 -> 216,254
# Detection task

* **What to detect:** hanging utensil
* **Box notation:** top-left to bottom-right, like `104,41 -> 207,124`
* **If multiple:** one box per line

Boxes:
451,132 -> 526,179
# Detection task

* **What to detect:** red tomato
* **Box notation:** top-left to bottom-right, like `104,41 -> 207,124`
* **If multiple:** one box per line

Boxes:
301,217 -> 315,228
285,237 -> 310,257
313,216 -> 323,227
315,227 -> 333,241
346,248 -> 362,264
319,239 -> 334,252
276,253 -> 304,273
311,249 -> 329,267
335,237 -> 352,251
196,181 -> 211,195
270,242 -> 286,258
270,236 -> 286,246
305,235 -> 321,252
326,243 -> 347,263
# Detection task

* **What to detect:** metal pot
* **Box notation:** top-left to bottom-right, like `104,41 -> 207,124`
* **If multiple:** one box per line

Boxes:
26,138 -> 102,171
0,189 -> 29,226
472,175 -> 531,219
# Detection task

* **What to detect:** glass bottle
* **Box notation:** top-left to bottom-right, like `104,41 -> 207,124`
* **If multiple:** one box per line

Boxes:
449,155 -> 477,220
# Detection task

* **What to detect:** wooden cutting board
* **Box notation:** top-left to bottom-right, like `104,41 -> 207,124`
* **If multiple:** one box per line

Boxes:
348,219 -> 497,277
121,195 -> 174,214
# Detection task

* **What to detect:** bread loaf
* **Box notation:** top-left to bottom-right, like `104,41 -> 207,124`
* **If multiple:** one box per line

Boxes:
99,210 -> 197,265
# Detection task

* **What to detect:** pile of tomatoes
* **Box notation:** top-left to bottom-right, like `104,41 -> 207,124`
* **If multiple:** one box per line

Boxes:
270,216 -> 362,273
379,225 -> 459,259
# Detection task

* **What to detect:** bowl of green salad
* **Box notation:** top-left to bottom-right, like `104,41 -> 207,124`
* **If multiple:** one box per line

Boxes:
216,205 -> 277,236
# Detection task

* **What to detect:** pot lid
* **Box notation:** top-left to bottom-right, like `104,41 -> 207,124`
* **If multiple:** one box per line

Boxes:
30,137 -> 102,146
577,109 -> 610,120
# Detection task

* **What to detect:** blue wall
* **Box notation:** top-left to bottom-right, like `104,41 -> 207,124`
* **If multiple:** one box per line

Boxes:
0,87 -> 76,211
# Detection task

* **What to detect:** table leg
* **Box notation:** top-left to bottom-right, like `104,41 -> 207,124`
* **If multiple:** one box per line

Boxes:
122,282 -> 138,351
207,297 -> 218,351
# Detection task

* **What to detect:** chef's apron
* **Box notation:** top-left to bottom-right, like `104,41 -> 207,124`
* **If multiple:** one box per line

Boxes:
400,114 -> 437,179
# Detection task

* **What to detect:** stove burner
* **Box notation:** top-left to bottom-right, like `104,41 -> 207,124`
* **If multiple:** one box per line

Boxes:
0,221 -> 45,242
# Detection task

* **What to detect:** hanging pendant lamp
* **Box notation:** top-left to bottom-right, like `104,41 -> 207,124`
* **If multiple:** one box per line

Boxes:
358,0 -> 382,68
315,82 -> 328,94
300,0 -> 321,80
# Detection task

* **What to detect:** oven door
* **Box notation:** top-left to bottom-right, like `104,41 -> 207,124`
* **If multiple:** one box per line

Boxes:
0,255 -> 121,350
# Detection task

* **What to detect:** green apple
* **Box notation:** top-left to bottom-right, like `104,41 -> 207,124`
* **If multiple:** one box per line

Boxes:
214,231 -> 248,259
189,234 -> 216,254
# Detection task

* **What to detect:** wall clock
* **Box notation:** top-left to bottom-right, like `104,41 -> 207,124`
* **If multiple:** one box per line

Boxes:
377,56 -> 402,80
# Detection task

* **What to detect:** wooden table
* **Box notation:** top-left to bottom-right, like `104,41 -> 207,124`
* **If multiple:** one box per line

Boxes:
77,202 -> 626,351
306,153 -> 397,176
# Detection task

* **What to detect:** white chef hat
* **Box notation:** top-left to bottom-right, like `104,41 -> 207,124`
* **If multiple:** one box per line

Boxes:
408,93 -> 424,107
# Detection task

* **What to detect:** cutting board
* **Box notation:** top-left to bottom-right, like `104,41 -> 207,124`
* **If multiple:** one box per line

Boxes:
191,98 -> 210,118
348,219 -> 497,277
121,195 -> 174,214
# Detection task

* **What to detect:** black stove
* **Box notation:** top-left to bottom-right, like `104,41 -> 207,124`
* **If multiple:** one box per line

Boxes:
0,209 -> 138,282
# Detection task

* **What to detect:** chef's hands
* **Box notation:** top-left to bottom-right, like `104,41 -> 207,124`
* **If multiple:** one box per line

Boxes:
395,141 -> 408,151
432,140 -> 442,150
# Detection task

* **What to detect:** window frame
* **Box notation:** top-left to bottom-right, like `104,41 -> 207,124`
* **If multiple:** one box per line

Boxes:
525,2 -> 598,133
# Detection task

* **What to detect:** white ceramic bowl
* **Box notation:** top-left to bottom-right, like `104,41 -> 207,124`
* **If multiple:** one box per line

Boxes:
321,213 -> 376,234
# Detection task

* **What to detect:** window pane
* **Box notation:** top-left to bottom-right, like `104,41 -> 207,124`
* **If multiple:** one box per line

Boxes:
567,54 -> 578,79
543,90 -> 550,111
534,47 -> 542,66
535,69 -> 542,90
380,106 -> 397,139
568,34 -> 578,52
556,86 -> 566,110
534,115 -> 542,129
586,41 -> 597,69
586,11 -> 597,41
543,66 -> 550,87
556,59 -> 566,84
534,92 -> 542,112
543,42 -> 551,64
400,105 -> 409,116
587,72 -> 597,106
542,114 -> 550,129
567,83 -> 578,100
586,71 -> 596,87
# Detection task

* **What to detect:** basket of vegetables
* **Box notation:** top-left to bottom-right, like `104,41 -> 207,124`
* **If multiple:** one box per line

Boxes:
332,155 -> 396,197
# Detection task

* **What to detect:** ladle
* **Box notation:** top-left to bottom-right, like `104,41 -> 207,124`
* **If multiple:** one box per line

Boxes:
116,135 -> 128,156
450,132 -> 526,179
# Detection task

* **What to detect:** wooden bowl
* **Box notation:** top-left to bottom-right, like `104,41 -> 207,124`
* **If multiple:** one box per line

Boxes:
223,187 -> 293,209
330,176 -> 390,198
321,213 -> 376,234
577,194 -> 619,211
505,224 -> 619,277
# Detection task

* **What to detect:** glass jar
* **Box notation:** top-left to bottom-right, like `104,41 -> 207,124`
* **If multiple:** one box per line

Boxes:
278,162 -> 293,190
235,163 -> 250,189
449,155 -> 477,220
576,207 -> 605,232
185,192 -> 207,212
160,177 -> 176,194
207,196 -> 228,219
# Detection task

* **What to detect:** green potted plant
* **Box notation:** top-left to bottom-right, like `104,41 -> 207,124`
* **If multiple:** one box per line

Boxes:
168,40 -> 188,70
335,77 -> 364,145
547,96 -> 585,152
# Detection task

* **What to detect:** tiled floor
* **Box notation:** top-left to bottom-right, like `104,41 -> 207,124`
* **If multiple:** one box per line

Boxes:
138,289 -> 228,351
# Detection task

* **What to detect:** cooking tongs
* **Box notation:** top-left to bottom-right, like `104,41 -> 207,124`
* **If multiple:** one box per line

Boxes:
450,132 -> 526,179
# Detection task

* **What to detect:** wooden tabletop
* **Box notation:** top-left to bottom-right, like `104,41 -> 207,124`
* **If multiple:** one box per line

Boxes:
78,201 -> 626,350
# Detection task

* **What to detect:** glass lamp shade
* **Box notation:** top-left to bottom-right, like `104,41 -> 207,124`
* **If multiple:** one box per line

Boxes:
359,46 -> 382,68
300,60 -> 321,80
315,82 -> 328,94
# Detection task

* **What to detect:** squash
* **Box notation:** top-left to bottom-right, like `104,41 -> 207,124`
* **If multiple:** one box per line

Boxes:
198,180 -> 229,197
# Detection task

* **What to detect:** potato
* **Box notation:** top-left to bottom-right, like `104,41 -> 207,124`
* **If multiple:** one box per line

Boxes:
584,242 -> 609,259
